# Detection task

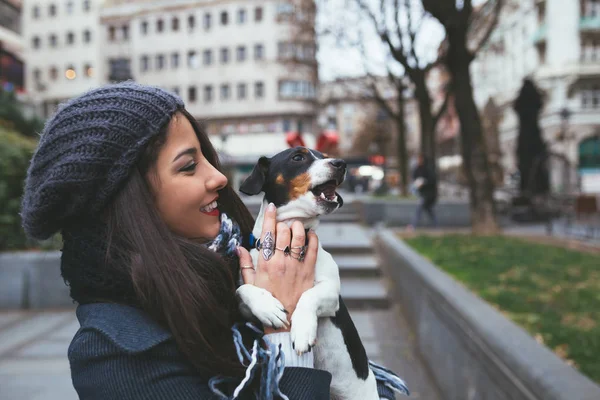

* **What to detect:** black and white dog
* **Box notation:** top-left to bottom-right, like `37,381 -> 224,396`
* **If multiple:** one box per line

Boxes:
237,147 -> 381,400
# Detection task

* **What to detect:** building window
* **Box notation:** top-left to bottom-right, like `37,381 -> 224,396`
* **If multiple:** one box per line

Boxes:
32,36 -> 41,49
255,6 -> 263,22
203,49 -> 213,65
66,1 -> 73,14
33,6 -> 40,18
237,46 -> 246,61
254,44 -> 264,60
141,21 -> 148,35
49,66 -> 58,80
255,81 -> 264,98
276,3 -> 295,20
122,25 -> 129,40
83,0 -> 90,12
220,47 -> 229,63
204,13 -> 211,29
188,51 -> 199,68
65,65 -> 76,80
66,31 -> 74,45
156,54 -> 165,70
157,19 -> 164,33
188,86 -> 197,103
579,135 -> 600,169
279,80 -> 316,99
108,26 -> 116,41
83,29 -> 91,43
84,63 -> 94,77
172,87 -> 179,96
33,68 -> 41,81
238,8 -> 246,24
171,52 -> 179,68
140,55 -> 149,72
237,83 -> 247,99
188,15 -> 195,30
172,17 -> 179,31
204,85 -> 213,102
221,11 -> 228,25
108,58 -> 131,81
220,84 -> 230,100
49,3 -> 56,17
584,0 -> 600,18
49,34 -> 57,47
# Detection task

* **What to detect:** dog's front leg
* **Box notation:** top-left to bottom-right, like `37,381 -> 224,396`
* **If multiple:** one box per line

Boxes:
291,246 -> 340,354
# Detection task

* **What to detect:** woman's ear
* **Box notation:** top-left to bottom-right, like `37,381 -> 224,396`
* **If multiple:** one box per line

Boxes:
239,156 -> 270,195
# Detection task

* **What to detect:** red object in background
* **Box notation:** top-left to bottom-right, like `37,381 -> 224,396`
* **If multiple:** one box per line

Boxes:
316,130 -> 339,153
369,155 -> 385,165
286,131 -> 306,148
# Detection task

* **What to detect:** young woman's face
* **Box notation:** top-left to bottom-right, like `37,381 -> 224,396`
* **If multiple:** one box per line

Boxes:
149,112 -> 228,241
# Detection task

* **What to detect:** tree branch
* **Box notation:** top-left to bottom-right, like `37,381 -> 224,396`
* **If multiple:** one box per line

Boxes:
433,84 -> 451,127
471,0 -> 505,56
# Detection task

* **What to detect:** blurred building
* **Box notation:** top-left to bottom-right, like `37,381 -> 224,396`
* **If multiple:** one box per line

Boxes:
22,0 -> 103,116
0,0 -> 24,93
22,0 -> 318,146
472,0 -> 600,193
318,76 -> 419,157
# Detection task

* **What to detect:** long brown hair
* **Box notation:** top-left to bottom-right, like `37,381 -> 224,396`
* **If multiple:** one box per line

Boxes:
105,109 -> 254,378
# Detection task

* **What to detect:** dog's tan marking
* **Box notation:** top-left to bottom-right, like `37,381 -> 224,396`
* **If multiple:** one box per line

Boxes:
299,148 -> 309,154
289,172 -> 312,200
276,174 -> 285,185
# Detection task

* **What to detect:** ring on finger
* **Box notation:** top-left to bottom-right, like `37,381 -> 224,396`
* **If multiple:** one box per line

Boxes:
257,231 -> 275,261
275,246 -> 291,256
241,265 -> 256,271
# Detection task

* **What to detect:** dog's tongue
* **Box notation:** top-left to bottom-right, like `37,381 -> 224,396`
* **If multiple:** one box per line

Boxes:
323,185 -> 336,199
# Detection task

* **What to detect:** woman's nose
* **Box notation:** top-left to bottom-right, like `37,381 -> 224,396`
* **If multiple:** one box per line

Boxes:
207,167 -> 228,191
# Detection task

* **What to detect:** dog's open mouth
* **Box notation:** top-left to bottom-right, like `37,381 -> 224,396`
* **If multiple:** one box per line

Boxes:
311,180 -> 340,203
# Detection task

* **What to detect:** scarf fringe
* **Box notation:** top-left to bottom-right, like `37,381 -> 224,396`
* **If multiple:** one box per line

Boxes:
209,322 -> 289,400
369,361 -> 410,397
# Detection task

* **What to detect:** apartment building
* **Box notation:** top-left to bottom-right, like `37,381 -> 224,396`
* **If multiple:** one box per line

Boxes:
23,0 -> 319,140
471,0 -> 600,192
1,0 -> 24,92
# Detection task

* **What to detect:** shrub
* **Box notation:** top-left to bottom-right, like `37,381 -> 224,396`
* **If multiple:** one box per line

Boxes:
0,127 -> 37,250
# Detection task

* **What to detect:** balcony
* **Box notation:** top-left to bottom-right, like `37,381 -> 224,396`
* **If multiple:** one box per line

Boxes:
580,16 -> 600,32
532,24 -> 547,44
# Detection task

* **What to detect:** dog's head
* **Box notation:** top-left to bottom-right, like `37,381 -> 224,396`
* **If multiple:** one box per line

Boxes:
239,147 -> 346,218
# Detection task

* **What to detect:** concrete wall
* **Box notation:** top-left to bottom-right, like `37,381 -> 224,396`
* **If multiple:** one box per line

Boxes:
0,251 -> 73,309
375,229 -> 600,400
356,199 -> 472,227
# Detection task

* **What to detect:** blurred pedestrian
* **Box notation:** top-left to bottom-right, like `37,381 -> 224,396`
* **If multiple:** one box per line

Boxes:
407,154 -> 438,231
20,82 -> 388,400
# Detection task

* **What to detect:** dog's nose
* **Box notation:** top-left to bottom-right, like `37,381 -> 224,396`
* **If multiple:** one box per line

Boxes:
329,159 -> 346,170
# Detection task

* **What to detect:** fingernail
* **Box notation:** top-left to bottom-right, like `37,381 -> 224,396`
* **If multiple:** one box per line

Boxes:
267,202 -> 276,212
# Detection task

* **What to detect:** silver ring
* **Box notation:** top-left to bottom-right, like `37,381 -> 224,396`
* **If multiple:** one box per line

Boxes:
275,246 -> 291,256
259,231 -> 274,261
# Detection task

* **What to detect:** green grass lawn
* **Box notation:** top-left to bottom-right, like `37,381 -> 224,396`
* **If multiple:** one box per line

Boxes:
404,234 -> 600,383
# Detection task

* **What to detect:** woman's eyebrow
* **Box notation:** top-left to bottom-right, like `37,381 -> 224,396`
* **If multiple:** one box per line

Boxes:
172,147 -> 197,162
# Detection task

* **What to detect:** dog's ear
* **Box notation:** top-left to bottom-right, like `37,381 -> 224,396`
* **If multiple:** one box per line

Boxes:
239,156 -> 270,195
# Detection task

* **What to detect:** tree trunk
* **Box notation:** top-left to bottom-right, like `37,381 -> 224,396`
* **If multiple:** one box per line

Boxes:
447,34 -> 499,234
414,82 -> 436,162
396,91 -> 409,196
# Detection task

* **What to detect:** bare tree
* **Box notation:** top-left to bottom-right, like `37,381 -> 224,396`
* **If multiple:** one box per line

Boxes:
354,0 -> 450,163
422,0 -> 504,233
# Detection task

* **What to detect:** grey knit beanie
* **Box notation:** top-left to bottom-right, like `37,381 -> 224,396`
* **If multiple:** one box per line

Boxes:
21,81 -> 185,240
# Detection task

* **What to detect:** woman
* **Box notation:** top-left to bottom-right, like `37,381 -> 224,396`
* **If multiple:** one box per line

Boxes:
21,82 -> 393,399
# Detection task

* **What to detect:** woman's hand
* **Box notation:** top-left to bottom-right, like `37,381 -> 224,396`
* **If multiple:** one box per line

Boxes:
237,203 -> 318,333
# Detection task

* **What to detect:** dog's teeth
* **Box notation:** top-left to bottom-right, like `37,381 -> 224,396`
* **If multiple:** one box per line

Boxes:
320,192 -> 326,200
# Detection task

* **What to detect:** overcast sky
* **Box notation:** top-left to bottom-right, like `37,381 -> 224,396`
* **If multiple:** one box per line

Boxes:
317,0 -> 487,81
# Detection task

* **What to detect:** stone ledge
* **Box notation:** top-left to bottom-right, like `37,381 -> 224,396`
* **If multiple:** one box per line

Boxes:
0,252 -> 73,310
357,199 -> 472,227
374,229 -> 600,400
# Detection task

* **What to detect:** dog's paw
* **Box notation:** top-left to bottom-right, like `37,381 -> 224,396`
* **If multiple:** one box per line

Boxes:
236,285 -> 289,329
290,310 -> 318,355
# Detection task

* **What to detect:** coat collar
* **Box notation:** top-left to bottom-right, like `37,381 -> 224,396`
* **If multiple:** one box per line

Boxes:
76,302 -> 172,353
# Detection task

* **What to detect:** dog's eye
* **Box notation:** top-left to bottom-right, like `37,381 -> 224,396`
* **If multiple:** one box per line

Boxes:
292,154 -> 305,162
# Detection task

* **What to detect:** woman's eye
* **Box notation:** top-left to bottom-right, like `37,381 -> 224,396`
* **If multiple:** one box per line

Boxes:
292,154 -> 305,162
180,162 -> 197,172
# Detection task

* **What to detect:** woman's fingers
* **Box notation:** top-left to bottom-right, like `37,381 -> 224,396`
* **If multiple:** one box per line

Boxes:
259,203 -> 277,262
303,229 -> 319,268
275,222 -> 291,260
290,221 -> 306,261
237,246 -> 256,285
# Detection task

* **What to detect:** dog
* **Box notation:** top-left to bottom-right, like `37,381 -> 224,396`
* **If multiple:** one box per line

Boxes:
236,147 -> 381,400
